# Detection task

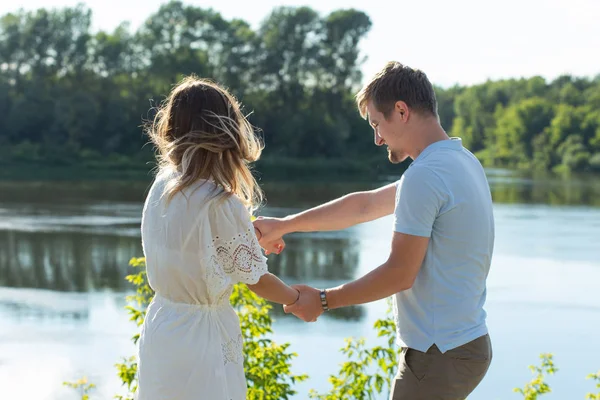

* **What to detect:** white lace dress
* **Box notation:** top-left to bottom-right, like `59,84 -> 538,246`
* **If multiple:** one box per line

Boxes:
136,170 -> 268,400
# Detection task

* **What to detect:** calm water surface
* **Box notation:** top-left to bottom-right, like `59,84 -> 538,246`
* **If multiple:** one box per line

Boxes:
0,171 -> 599,399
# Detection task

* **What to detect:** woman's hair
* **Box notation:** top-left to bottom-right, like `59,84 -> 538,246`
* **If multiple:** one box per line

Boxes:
147,76 -> 263,211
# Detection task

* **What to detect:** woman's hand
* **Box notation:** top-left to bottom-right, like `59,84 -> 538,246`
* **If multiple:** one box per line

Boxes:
253,217 -> 287,254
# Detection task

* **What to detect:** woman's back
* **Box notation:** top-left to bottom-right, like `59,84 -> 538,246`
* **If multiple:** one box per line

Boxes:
137,169 -> 268,400
135,76 -> 299,400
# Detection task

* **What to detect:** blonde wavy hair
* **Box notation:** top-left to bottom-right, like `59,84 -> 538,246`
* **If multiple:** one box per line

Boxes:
147,76 -> 263,211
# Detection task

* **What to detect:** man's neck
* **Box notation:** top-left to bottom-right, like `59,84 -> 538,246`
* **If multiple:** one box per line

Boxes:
408,119 -> 449,160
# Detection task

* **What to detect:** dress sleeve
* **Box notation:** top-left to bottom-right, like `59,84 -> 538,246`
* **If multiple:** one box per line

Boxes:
207,194 -> 269,285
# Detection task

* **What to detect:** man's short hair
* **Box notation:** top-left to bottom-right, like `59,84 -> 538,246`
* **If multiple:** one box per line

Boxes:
356,61 -> 438,119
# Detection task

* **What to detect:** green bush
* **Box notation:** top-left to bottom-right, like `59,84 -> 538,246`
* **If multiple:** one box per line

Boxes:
587,371 -> 600,400
231,279 -> 308,399
513,353 -> 558,399
309,314 -> 398,400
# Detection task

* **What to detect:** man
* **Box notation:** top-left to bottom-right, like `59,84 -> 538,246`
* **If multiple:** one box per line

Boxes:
254,61 -> 495,399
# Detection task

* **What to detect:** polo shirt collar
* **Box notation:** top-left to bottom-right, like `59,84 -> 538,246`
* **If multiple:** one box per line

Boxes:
412,137 -> 463,165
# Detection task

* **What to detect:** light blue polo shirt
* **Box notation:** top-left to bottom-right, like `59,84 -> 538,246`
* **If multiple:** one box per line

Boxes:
393,137 -> 495,353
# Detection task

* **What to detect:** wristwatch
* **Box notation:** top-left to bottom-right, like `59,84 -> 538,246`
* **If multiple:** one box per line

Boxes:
319,289 -> 329,311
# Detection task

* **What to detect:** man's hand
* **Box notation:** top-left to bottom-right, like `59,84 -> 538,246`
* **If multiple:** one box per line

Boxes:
253,216 -> 287,255
283,284 -> 323,322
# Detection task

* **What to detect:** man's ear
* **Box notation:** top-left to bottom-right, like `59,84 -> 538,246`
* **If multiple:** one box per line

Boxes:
394,101 -> 409,121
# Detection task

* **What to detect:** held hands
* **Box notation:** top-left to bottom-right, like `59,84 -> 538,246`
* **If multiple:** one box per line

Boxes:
253,217 -> 324,322
284,285 -> 324,322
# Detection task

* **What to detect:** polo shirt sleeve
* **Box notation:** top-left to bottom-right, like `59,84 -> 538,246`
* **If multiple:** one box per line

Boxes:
393,166 -> 446,237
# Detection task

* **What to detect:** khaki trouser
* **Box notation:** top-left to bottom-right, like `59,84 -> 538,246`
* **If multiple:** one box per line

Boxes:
390,334 -> 492,400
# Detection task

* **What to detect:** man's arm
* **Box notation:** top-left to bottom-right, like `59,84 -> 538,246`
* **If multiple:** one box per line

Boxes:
325,167 -> 444,308
283,232 -> 429,321
285,182 -> 397,232
284,167 -> 444,321
325,232 -> 428,309
254,182 -> 396,252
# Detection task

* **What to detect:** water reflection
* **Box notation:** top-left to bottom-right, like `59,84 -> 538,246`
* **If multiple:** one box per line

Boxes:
0,207 -> 365,321
2,170 -> 599,326
484,169 -> 600,206
490,178 -> 600,207
268,236 -> 359,281
0,230 -> 141,292
267,235 -> 365,321
0,229 -> 362,287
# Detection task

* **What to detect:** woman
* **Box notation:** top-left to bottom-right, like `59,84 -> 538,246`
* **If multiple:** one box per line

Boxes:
136,76 -> 299,400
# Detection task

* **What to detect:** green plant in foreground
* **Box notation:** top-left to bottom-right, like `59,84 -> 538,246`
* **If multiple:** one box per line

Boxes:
514,353 -> 558,399
62,377 -> 95,400
587,371 -> 600,400
231,282 -> 308,399
111,256 -> 153,399
309,303 -> 398,400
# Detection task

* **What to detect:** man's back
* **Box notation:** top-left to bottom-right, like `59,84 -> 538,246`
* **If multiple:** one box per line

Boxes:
393,137 -> 495,353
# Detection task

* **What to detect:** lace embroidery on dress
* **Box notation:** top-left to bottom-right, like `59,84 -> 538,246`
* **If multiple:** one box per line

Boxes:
221,333 -> 243,365
208,227 -> 267,287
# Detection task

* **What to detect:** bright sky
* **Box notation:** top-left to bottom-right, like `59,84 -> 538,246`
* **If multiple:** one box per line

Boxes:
4,0 -> 600,87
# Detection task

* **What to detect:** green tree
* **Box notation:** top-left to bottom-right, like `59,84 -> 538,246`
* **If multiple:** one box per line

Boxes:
1,4 -> 599,175
492,97 -> 554,168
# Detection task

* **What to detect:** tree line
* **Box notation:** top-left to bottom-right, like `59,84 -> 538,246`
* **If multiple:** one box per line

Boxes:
0,2 -> 598,175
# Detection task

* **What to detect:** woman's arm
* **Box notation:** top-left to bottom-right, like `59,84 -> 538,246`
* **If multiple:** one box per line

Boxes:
247,273 -> 299,305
